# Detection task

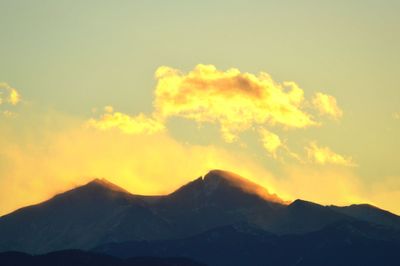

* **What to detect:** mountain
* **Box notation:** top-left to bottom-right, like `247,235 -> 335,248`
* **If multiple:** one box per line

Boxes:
95,221 -> 400,266
153,170 -> 288,236
1,169 -> 400,262
0,170 -> 291,254
329,203 -> 400,229
0,250 -> 204,266
0,178 -> 174,253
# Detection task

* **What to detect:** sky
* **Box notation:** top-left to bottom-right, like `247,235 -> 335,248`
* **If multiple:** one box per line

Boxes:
0,0 -> 399,215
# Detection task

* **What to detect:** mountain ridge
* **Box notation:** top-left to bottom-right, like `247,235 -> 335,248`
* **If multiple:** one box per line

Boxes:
0,169 -> 399,255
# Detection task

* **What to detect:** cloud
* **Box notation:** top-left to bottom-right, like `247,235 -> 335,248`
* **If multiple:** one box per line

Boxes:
9,88 -> 21,105
87,65 -> 353,165
2,110 -> 17,118
0,83 -> 21,106
306,142 -> 356,167
312,92 -> 343,119
154,64 -> 318,142
87,106 -> 164,135
258,128 -> 283,159
86,65 -> 354,167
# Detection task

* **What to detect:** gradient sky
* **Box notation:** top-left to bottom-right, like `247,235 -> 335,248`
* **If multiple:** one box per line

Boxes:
1,1 -> 399,215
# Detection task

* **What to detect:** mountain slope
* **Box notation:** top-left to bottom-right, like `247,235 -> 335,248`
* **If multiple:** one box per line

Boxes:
329,204 -> 400,229
0,250 -> 204,266
0,179 -> 173,253
273,199 -> 354,234
95,221 -> 400,266
155,170 -> 287,236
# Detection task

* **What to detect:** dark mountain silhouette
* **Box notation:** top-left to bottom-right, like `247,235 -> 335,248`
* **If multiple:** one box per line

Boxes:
0,250 -> 204,266
1,169 -> 400,265
329,203 -> 400,229
0,178 -> 174,253
95,221 -> 400,266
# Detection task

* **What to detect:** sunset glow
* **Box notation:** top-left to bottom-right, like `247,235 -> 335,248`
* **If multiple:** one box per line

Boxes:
1,1 -> 399,218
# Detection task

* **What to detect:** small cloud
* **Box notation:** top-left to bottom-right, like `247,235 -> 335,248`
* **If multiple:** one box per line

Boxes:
87,106 -> 165,135
258,128 -> 282,159
104,105 -> 114,113
0,83 -> 21,106
0,83 -> 21,118
9,88 -> 21,105
306,142 -> 356,167
2,110 -> 17,118
312,92 -> 343,120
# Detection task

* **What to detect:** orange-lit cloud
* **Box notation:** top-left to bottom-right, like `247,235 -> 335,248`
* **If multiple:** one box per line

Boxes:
87,106 -> 164,135
87,65 -> 354,166
0,83 -> 21,107
154,64 -> 317,142
86,65 -> 355,168
306,142 -> 356,167
312,92 -> 343,119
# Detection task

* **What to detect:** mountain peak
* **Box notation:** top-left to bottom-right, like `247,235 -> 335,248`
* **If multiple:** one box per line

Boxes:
201,169 -> 287,204
204,169 -> 242,182
84,178 -> 129,193
61,178 -> 131,197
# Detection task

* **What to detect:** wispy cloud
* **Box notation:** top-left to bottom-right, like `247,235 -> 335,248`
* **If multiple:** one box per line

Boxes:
0,83 -> 21,118
312,92 -> 343,120
0,83 -> 21,106
258,128 -> 283,159
306,142 -> 356,167
87,106 -> 164,135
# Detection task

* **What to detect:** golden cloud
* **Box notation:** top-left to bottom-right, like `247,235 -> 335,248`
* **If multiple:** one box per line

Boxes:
87,106 -> 164,135
306,142 -> 356,167
312,92 -> 343,119
0,83 -> 21,106
87,65 -> 352,165
258,128 -> 282,159
154,64 -> 317,142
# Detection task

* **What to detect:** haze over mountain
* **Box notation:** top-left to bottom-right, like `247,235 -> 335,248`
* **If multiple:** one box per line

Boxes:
1,170 -> 400,265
